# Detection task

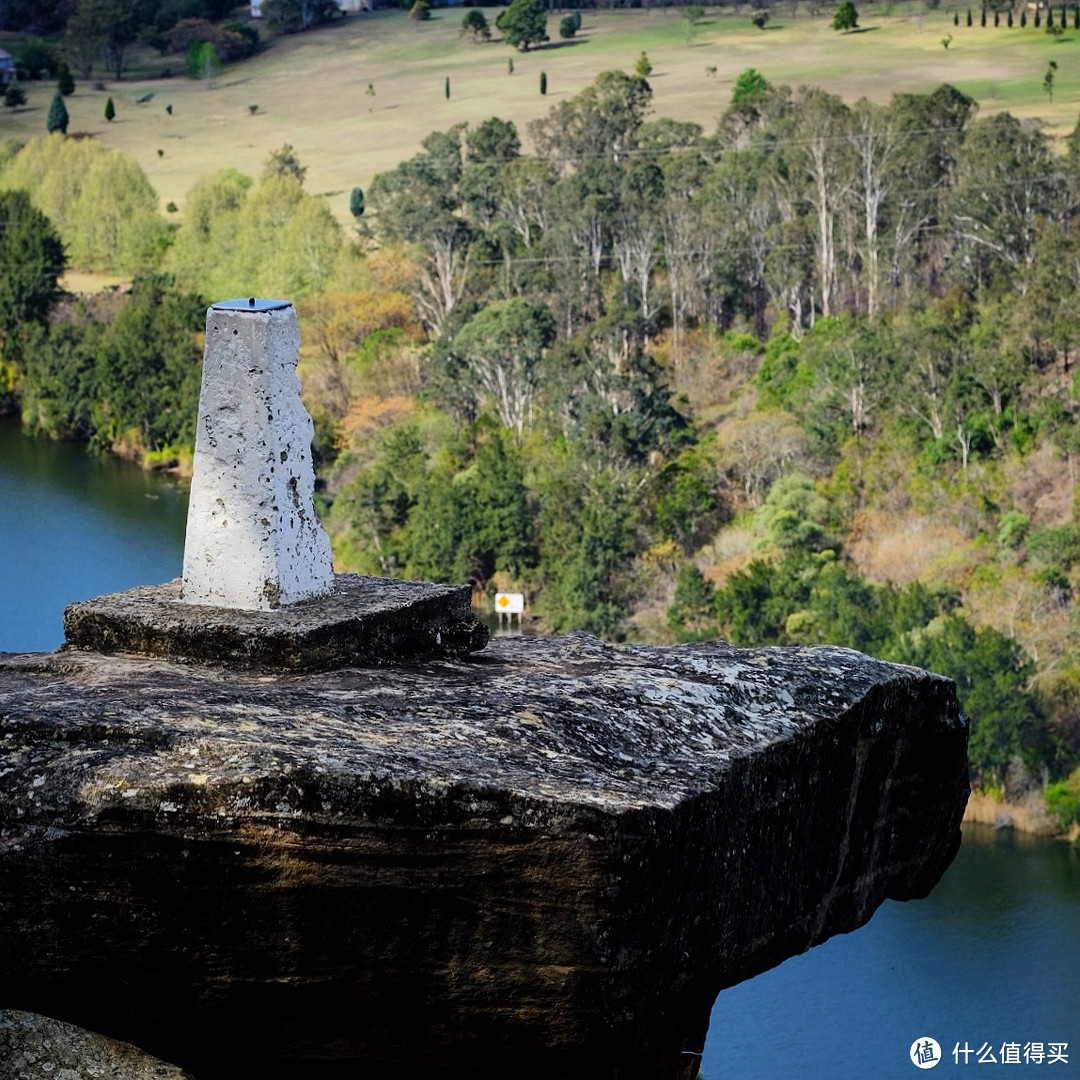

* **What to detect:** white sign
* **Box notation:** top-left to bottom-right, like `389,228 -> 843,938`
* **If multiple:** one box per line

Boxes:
494,592 -> 525,615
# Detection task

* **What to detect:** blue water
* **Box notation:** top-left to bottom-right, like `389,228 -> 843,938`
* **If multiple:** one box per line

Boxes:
0,416 -> 187,652
0,419 -> 1078,1079
704,825 -> 1080,1078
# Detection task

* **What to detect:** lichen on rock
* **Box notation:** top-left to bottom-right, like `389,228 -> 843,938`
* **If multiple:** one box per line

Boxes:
0,634 -> 968,1080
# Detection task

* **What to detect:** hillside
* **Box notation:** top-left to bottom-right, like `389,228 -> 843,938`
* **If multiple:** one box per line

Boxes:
3,3 -> 1080,223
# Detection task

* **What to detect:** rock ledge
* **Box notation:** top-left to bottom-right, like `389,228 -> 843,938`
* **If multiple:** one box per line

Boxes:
0,634 -> 968,1080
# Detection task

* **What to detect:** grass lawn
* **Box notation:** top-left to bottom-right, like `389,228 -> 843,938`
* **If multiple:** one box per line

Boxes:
1,3 -> 1078,225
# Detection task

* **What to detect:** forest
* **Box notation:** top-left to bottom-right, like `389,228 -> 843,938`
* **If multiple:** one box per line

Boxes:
3,64 -> 1080,814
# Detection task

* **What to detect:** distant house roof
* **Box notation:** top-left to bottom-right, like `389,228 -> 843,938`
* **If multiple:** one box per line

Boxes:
0,50 -> 14,84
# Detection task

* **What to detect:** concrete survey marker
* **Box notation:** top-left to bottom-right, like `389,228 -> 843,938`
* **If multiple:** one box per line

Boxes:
61,298 -> 489,669
181,298 -> 333,611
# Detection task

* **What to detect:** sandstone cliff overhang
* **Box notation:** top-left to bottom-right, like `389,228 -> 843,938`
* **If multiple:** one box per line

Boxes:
0,634 -> 968,1080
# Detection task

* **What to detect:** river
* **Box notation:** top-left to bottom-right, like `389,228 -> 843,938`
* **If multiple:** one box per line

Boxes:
1,417 -> 1077,1078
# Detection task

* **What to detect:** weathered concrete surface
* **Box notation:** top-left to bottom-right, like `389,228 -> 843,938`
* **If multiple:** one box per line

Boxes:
63,574 -> 488,671
181,300 -> 333,611
0,635 -> 968,1080
0,1010 -> 195,1080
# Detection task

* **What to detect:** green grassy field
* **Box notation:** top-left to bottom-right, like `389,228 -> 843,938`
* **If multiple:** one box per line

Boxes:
1,3 -> 1078,224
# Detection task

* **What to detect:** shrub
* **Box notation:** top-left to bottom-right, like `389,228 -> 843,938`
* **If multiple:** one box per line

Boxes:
997,510 -> 1030,550
3,83 -> 27,108
46,92 -> 68,134
559,14 -> 577,37
104,96 -> 115,122
462,8 -> 491,38
57,62 -> 75,96
732,67 -> 770,103
1028,525 -> 1080,570
222,20 -> 260,50
751,9 -> 770,27
832,0 -> 858,29
667,564 -> 719,642
540,70 -> 547,94
410,0 -> 431,19
1046,767 -> 1080,829
349,186 -> 365,218
12,38 -> 57,80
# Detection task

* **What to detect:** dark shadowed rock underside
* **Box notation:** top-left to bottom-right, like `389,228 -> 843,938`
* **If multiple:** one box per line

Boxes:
0,634 -> 968,1080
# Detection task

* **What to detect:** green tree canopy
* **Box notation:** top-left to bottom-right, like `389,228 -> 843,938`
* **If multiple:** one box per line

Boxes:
496,0 -> 548,51
452,298 -> 556,435
0,189 -> 65,338
529,70 -> 652,170
462,8 -> 490,40
731,68 -> 771,105
46,92 -> 68,134
833,0 -> 858,29
0,135 -> 169,273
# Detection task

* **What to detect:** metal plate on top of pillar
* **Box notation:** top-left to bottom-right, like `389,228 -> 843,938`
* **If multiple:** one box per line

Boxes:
210,298 -> 293,312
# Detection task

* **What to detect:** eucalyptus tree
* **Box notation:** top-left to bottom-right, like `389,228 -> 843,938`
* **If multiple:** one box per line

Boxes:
703,146 -> 781,334
612,163 -> 664,322
784,89 -> 856,321
529,70 -> 652,174
459,117 -> 521,231
846,98 -> 907,317
886,84 -> 975,299
542,163 -> 620,334
947,112 -> 1062,290
452,298 -> 556,437
368,126 -> 475,337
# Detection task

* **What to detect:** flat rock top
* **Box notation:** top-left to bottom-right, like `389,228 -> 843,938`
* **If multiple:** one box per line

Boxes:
64,575 -> 471,635
0,635 -> 960,814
